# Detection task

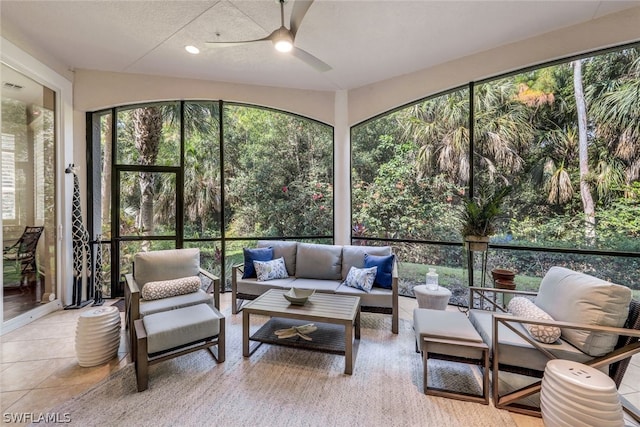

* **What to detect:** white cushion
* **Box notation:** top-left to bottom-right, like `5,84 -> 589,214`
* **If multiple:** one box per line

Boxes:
141,276 -> 201,301
508,297 -> 561,344
254,257 -> 289,281
343,266 -> 377,292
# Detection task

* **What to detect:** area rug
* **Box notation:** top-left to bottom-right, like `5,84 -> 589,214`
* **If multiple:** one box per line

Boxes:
41,313 -> 515,427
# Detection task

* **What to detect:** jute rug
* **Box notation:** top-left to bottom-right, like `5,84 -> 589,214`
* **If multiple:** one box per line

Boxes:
41,312 -> 515,427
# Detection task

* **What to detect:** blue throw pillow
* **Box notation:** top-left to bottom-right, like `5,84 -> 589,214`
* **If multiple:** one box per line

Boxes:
364,253 -> 395,289
242,247 -> 273,279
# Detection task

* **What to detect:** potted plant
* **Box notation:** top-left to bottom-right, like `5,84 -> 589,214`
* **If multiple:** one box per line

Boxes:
460,185 -> 512,251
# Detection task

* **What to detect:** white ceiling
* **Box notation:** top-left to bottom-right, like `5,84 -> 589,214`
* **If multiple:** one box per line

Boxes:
2,0 -> 639,91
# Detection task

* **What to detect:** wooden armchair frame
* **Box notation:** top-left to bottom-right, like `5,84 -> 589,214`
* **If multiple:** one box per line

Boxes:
125,267 -> 220,360
469,286 -> 640,421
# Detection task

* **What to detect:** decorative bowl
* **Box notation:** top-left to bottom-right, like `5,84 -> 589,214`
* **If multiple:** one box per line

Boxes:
284,288 -> 315,305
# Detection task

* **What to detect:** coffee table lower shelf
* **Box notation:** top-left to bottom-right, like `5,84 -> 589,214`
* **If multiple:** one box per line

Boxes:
250,317 -> 347,354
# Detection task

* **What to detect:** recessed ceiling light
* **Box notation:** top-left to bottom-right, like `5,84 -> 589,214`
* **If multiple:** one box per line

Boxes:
185,45 -> 200,55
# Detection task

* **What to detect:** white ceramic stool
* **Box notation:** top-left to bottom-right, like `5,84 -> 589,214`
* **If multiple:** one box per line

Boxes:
541,359 -> 623,427
75,306 -> 121,367
413,285 -> 452,310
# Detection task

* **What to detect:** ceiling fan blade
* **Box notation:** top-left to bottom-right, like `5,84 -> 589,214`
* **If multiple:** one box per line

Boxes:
205,34 -> 273,48
289,0 -> 314,39
291,46 -> 331,72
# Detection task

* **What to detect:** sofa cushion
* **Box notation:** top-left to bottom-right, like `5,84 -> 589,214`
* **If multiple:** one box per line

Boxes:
254,257 -> 289,281
242,247 -> 273,279
335,283 -> 394,308
535,266 -> 632,356
343,266 -> 377,292
295,243 -> 342,280
288,278 -> 342,293
141,276 -> 201,301
235,277 -> 296,296
364,253 -> 395,289
134,248 -> 200,287
341,245 -> 392,280
469,310 -> 593,373
258,240 -> 297,276
508,297 -> 561,344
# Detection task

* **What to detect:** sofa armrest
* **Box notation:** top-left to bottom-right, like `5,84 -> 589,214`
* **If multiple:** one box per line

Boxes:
199,268 -> 220,309
231,263 -> 243,314
469,286 -> 538,312
391,260 -> 399,334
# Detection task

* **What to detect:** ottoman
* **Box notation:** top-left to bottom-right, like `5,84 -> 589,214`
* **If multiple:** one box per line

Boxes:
414,308 -> 489,404
134,303 -> 225,391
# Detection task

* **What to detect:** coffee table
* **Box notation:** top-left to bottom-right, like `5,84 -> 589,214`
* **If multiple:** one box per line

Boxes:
242,289 -> 361,374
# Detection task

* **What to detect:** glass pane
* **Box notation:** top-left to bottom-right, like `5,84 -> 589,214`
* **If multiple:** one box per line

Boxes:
474,47 -> 640,252
351,88 -> 469,242
185,240 -> 223,290
223,104 -> 333,238
99,112 -> 113,239
115,102 -> 180,166
184,102 -> 222,239
119,171 -> 176,237
2,63 -> 57,319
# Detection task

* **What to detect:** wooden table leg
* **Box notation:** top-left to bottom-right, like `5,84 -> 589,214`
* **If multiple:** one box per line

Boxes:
242,310 -> 250,357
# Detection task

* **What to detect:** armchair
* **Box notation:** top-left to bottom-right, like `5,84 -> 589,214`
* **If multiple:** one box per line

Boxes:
124,248 -> 220,360
468,267 -> 640,421
3,226 -> 44,288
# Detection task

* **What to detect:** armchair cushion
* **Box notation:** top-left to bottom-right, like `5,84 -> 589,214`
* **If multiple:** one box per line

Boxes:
535,267 -> 632,356
254,257 -> 289,281
508,297 -> 561,344
141,276 -> 201,301
134,248 -> 200,287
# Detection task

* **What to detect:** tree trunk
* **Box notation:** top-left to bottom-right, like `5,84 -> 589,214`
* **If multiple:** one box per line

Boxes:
133,107 -> 163,249
573,59 -> 596,243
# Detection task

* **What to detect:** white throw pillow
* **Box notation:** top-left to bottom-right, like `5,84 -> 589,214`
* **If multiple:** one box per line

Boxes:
508,297 -> 561,344
343,266 -> 378,293
254,257 -> 289,281
141,276 -> 201,301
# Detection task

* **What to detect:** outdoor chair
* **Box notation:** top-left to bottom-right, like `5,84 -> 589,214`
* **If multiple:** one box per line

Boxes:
468,268 -> 640,421
124,248 -> 220,361
3,226 -> 44,287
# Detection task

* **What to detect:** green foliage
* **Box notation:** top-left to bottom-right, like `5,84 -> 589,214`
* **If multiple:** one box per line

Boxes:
459,186 -> 512,237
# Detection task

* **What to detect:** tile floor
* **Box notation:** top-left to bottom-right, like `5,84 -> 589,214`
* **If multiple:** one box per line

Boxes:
1,293 -> 639,427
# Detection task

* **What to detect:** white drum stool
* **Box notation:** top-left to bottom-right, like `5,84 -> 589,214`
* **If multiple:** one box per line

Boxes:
413,285 -> 452,310
541,359 -> 624,427
75,306 -> 122,367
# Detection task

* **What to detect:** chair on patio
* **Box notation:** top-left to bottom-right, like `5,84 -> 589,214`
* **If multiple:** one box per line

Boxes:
3,226 -> 44,288
124,248 -> 220,361
468,267 -> 640,421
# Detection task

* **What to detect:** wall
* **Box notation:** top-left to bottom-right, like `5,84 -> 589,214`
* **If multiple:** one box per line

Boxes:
349,6 -> 640,125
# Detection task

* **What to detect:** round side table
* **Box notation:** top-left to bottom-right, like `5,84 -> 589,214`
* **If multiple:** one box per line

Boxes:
413,285 -> 452,310
75,306 -> 122,367
541,359 -> 623,427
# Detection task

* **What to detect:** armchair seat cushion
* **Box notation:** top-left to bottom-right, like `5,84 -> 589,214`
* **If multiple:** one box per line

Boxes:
139,289 -> 213,318
469,310 -> 593,373
143,303 -> 221,355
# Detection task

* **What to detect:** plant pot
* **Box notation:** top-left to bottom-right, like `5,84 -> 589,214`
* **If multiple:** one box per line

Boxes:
491,268 -> 516,283
494,279 -> 516,290
464,235 -> 489,252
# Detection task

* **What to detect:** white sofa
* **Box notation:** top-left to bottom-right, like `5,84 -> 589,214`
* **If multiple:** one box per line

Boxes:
232,241 -> 399,333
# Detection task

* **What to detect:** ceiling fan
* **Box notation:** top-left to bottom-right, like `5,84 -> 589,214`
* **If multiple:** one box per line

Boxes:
206,0 -> 331,72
